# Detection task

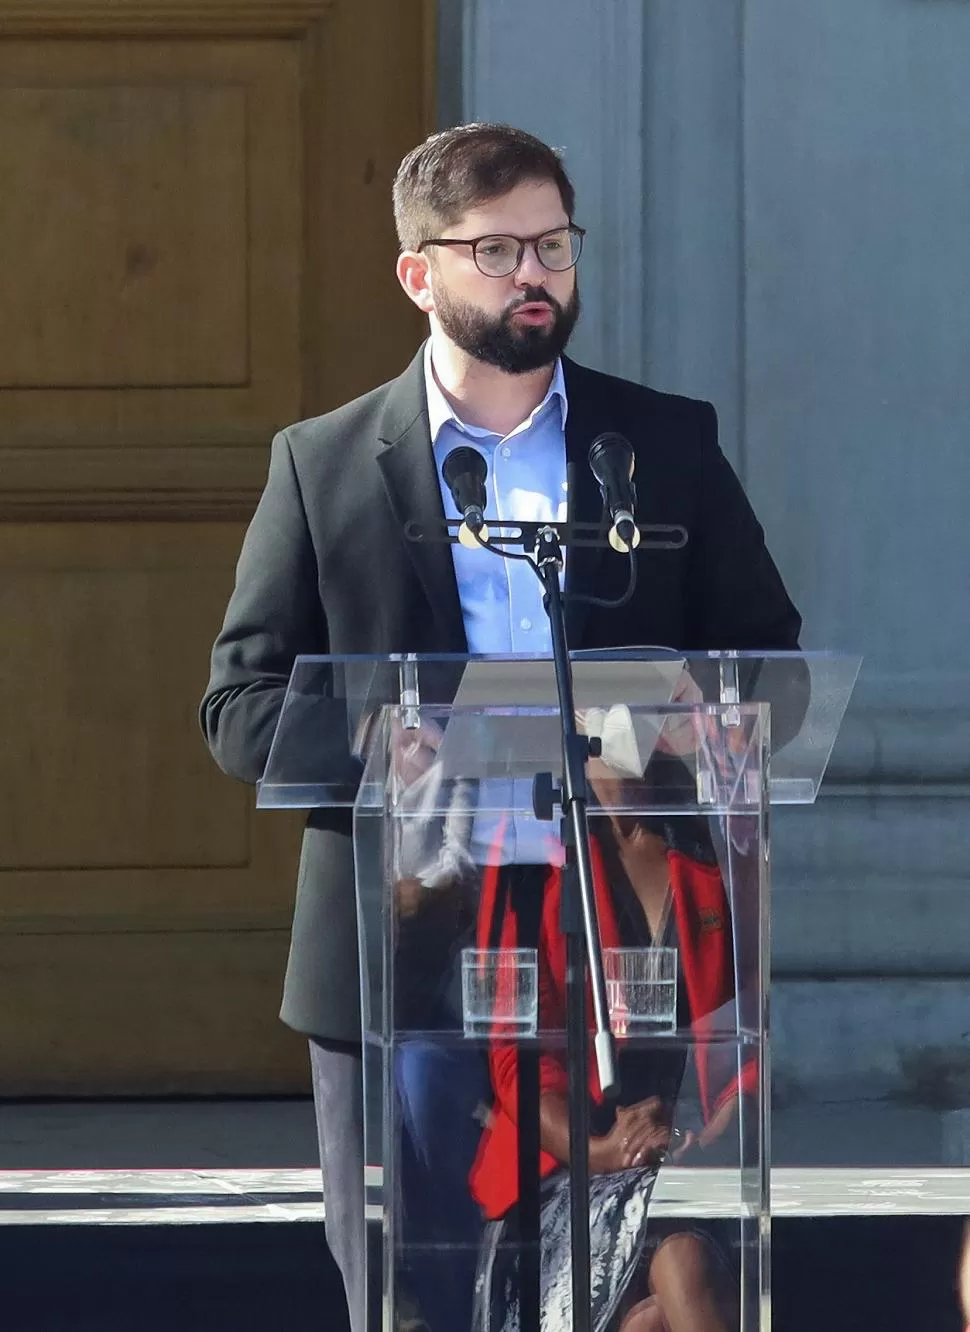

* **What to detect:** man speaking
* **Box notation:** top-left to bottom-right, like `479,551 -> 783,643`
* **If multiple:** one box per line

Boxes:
201,122 -> 800,1331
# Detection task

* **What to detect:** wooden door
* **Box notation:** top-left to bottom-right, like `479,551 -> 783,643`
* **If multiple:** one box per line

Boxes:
0,0 -> 433,1093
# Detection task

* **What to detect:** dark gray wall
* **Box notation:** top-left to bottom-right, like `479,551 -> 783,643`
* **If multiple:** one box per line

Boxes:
738,0 -> 970,1145
442,0 -> 970,1160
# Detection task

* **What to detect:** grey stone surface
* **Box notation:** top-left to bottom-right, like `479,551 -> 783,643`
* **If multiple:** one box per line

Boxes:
450,0 -> 646,383
4,1159 -> 969,1222
772,979 -> 970,1105
445,0 -> 970,1116
0,1098 -> 318,1170
942,1109 -> 970,1167
770,796 -> 970,974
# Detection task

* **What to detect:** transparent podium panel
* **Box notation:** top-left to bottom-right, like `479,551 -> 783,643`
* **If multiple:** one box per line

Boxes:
259,653 -> 857,1332
256,650 -> 860,809
355,701 -> 769,1332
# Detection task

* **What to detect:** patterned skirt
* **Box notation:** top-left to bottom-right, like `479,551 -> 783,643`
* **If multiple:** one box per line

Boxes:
471,1166 -> 658,1332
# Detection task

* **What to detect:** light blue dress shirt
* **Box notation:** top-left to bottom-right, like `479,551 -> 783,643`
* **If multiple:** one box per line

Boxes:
425,342 -> 568,864
427,342 -> 568,653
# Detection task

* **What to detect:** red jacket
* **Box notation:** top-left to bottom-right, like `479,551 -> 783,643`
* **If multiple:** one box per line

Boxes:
468,835 -> 758,1220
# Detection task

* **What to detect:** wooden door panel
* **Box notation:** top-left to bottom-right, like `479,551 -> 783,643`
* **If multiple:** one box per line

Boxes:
1,931 -> 307,1095
0,0 -> 433,1092
0,35 -> 303,479
0,523 -> 308,1093
0,525 -> 250,874
0,80 -> 250,390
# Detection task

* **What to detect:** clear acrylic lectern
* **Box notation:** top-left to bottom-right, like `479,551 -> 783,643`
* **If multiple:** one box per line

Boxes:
259,651 -> 859,1332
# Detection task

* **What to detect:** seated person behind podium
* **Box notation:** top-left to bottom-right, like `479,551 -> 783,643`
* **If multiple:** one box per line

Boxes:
470,745 -> 751,1332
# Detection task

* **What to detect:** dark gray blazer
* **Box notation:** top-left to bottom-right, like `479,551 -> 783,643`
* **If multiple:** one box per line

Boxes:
200,345 -> 801,1043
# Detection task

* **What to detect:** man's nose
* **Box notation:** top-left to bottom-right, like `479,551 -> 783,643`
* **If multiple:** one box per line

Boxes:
513,241 -> 547,286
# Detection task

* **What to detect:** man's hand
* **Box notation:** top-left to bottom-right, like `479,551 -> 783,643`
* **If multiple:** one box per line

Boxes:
389,714 -> 443,786
656,670 -> 705,759
658,671 -> 753,775
394,876 -> 425,920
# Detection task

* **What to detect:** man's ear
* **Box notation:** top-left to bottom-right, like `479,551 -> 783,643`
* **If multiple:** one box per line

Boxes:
396,251 -> 435,315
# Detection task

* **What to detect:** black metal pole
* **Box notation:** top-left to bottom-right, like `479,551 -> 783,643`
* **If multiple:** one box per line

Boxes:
534,526 -> 619,1332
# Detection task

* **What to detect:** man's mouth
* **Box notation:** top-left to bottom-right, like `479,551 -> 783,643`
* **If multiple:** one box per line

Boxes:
511,303 -> 555,323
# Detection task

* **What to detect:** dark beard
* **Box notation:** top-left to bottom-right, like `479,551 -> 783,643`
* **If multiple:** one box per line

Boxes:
432,283 -> 580,374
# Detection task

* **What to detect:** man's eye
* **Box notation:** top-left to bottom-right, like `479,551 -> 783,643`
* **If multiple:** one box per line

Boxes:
480,241 -> 511,257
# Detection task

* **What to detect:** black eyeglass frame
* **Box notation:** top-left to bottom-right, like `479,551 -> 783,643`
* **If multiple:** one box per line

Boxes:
417,224 -> 586,277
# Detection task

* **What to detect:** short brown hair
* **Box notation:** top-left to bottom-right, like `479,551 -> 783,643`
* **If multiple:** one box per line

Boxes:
392,122 -> 576,252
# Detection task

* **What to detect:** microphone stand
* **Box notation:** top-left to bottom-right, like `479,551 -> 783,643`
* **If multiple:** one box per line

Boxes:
532,523 -> 613,1332
406,512 -> 685,1332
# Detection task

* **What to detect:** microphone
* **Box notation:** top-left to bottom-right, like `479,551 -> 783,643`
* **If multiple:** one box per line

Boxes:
441,446 -> 490,549
588,433 -> 641,554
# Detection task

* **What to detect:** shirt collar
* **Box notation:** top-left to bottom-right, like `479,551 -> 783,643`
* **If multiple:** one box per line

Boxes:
424,339 -> 568,444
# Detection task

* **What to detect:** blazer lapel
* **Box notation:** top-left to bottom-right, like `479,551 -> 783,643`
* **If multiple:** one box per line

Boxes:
376,346 -> 468,652
563,356 -> 610,645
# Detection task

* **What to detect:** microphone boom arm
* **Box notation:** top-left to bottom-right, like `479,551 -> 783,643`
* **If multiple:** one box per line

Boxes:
405,517 -> 686,549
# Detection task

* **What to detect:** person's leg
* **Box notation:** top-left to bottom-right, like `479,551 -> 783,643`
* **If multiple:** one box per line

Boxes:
621,1296 -> 668,1332
647,1233 -> 739,1332
309,1038 -> 367,1332
395,1040 -> 489,1331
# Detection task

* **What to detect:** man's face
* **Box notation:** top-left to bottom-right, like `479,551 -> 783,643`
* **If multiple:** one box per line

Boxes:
424,178 -> 580,374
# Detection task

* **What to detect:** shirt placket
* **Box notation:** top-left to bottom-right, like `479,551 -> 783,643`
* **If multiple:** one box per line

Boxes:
498,438 -> 543,655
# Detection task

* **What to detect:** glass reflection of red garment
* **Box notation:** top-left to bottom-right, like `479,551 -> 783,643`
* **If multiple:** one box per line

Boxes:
469,833 -> 758,1220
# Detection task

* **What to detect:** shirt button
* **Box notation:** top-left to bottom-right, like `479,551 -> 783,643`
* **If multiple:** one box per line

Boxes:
501,446 -> 512,458
520,617 -> 532,630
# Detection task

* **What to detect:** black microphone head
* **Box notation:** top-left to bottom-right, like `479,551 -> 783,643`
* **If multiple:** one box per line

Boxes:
442,445 -> 487,491
441,445 -> 489,543
588,433 -> 635,484
589,432 -> 639,552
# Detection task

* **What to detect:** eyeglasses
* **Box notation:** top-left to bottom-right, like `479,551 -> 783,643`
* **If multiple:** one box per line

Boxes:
418,224 -> 585,278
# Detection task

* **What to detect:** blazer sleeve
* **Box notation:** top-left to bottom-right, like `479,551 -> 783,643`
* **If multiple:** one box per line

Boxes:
200,430 -> 330,785
683,403 -> 812,746
686,402 -> 802,652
